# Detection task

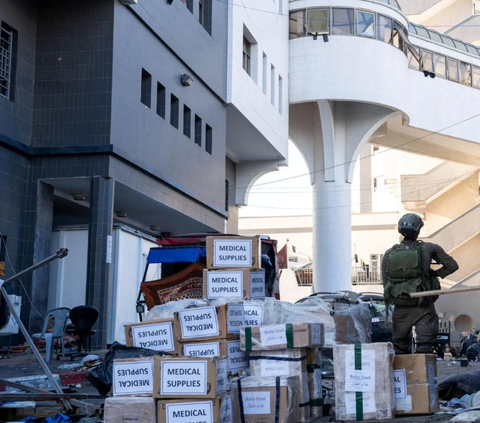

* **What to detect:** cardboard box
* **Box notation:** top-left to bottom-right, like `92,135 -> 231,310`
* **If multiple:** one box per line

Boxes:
248,348 -> 310,422
104,397 -> 156,423
124,318 -> 179,353
240,323 -> 324,351
203,269 -> 250,300
226,302 -> 264,335
334,342 -> 395,421
308,363 -> 323,419
112,357 -> 154,397
231,376 -> 299,423
394,354 -> 439,415
206,236 -> 261,269
153,356 -> 228,399
181,339 -> 248,374
249,269 -> 266,299
333,307 -> 372,344
158,395 -> 232,423
175,305 -> 233,342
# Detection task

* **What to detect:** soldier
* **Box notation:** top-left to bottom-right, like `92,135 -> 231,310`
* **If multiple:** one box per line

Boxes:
382,213 -> 459,354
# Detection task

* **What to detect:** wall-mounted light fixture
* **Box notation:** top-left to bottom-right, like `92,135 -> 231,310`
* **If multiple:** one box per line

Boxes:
120,0 -> 138,5
423,70 -> 435,79
181,74 -> 194,86
72,194 -> 86,201
167,0 -> 174,4
115,211 -> 128,218
149,225 -> 160,231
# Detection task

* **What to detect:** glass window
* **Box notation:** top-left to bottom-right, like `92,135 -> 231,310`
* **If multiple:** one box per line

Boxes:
408,23 -> 417,34
433,54 -> 446,78
408,47 -> 420,70
466,44 -> 479,56
243,37 -> 251,75
447,58 -> 459,81
460,62 -> 472,86
377,15 -> 392,43
473,66 -> 480,89
0,23 -> 14,99
415,25 -> 430,38
357,11 -> 375,38
453,39 -> 467,52
441,35 -> 455,48
428,30 -> 442,43
289,10 -> 306,39
332,8 -> 354,35
422,50 -> 433,73
307,9 -> 329,35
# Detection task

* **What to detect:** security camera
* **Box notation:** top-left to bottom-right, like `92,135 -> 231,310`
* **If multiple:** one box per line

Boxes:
181,74 -> 194,87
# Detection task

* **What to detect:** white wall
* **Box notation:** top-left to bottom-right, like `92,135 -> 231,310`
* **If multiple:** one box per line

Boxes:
227,0 -> 289,159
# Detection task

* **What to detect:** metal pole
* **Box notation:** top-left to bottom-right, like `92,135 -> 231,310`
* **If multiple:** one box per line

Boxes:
1,248 -> 71,410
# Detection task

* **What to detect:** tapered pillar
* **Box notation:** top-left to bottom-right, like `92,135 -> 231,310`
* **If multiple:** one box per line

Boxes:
86,176 -> 114,348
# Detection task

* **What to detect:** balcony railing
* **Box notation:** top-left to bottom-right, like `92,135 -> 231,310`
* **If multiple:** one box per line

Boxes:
294,268 -> 313,286
352,266 -> 382,285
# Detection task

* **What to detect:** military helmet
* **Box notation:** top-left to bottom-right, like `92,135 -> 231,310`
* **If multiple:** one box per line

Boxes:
398,213 -> 424,235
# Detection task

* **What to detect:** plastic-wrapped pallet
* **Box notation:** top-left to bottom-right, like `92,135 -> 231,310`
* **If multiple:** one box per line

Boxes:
334,342 -> 395,421
248,349 -> 310,422
104,397 -> 156,423
231,376 -> 299,423
333,303 -> 372,344
308,363 -> 323,418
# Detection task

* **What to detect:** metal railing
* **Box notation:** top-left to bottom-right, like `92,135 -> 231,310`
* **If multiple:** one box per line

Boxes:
352,266 -> 382,285
294,268 -> 313,286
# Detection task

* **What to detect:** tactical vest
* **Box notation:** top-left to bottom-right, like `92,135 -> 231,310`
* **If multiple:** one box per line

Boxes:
383,241 -> 427,306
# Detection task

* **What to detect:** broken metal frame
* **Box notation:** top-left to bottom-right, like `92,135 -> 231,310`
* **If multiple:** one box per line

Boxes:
0,248 -> 73,411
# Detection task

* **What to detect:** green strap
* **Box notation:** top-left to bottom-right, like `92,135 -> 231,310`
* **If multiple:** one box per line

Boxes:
245,327 -> 252,351
354,344 -> 363,421
286,324 -> 294,348
310,398 -> 324,407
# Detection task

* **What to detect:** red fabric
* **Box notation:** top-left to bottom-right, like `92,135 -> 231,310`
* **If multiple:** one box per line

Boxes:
277,244 -> 288,270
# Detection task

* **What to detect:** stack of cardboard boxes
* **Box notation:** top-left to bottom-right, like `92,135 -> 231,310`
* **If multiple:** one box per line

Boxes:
235,322 -> 325,422
105,236 -> 269,423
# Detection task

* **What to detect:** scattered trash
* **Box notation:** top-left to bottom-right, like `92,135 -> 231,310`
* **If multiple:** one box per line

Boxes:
21,413 -> 71,422
57,363 -> 81,370
451,410 -> 480,422
438,370 -> 480,400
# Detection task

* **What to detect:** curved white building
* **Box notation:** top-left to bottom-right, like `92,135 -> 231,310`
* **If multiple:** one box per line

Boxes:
285,0 -> 480,292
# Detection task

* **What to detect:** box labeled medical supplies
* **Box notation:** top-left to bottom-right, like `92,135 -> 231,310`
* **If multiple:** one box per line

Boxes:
153,356 -> 228,399
226,339 -> 248,373
394,354 -> 439,415
124,318 -> 179,353
240,323 -> 324,351
104,397 -> 156,423
203,269 -> 250,300
231,376 -> 299,423
334,342 -> 395,421
157,395 -> 232,423
112,357 -> 154,397
227,302 -> 264,335
248,348 -> 310,422
182,340 -> 227,358
249,269 -> 266,299
175,305 -> 231,342
206,236 -> 261,269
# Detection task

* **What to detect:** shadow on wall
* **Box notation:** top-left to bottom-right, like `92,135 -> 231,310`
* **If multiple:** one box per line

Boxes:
279,268 -> 314,303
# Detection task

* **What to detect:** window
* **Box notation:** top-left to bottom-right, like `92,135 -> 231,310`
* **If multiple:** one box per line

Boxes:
447,58 -> 459,82
183,105 -> 191,138
270,65 -> 275,106
289,10 -> 306,39
460,62 -> 472,86
332,8 -> 354,35
156,83 -> 166,119
433,54 -> 446,78
428,30 -> 442,43
205,124 -> 212,154
186,0 -> 193,12
278,75 -> 283,115
307,8 -> 329,35
408,47 -> 420,70
0,23 -> 15,100
243,37 -> 251,75
225,180 -> 229,212
262,53 -> 267,95
377,15 -> 392,43
441,35 -> 455,48
170,94 -> 179,128
475,1 -> 480,14
141,69 -> 151,108
357,11 -> 375,38
474,66 -> 480,89
195,115 -> 202,146
421,50 -> 433,73
453,40 -> 467,52
199,0 -> 204,26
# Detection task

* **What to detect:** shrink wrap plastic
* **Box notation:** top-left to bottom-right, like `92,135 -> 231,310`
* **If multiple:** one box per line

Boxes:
104,397 -> 156,423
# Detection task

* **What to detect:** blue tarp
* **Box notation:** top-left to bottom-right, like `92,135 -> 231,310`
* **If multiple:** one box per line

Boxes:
147,247 -> 206,264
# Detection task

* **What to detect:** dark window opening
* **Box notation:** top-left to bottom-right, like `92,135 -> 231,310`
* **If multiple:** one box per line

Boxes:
195,115 -> 202,146
186,0 -> 193,12
243,37 -> 251,75
183,105 -> 191,138
0,235 -> 6,264
332,8 -> 353,35
156,82 -> 166,119
170,94 -> 179,128
201,0 -> 212,34
225,180 -> 229,212
141,69 -> 152,108
1,22 -> 17,101
205,124 -> 212,154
